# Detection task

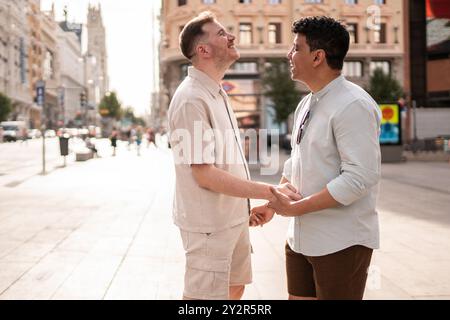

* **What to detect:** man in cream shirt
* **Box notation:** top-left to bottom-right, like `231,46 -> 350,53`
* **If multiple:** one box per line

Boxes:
168,12 -> 299,300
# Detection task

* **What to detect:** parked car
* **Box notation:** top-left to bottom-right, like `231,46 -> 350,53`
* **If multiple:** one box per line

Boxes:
27,129 -> 42,139
44,129 -> 56,138
0,121 -> 28,142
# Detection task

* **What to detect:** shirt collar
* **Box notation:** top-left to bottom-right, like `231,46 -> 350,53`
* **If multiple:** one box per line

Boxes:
188,66 -> 222,98
311,74 -> 345,101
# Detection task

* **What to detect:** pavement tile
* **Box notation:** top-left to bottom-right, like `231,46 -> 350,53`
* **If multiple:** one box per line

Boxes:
51,254 -> 123,300
0,251 -> 85,300
0,262 -> 35,294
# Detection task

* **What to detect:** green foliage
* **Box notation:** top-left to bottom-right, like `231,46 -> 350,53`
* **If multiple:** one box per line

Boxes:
122,106 -> 145,126
0,92 -> 13,122
99,91 -> 121,120
262,59 -> 300,125
369,68 -> 404,103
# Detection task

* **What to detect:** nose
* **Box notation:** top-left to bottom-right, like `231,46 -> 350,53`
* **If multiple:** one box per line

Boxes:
287,48 -> 293,60
227,33 -> 235,42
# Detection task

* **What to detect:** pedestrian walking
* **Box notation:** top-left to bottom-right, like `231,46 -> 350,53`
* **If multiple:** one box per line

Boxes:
110,129 -> 118,157
136,126 -> 143,156
147,128 -> 156,148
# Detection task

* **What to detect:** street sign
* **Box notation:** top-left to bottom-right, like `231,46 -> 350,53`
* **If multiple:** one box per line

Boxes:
58,87 -> 65,108
36,80 -> 45,107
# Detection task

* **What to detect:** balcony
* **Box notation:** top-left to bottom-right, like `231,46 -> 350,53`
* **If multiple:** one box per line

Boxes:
349,43 -> 402,56
160,47 -> 185,64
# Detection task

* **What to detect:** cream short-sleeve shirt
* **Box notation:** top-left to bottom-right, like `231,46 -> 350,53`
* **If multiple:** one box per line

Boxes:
168,67 -> 250,233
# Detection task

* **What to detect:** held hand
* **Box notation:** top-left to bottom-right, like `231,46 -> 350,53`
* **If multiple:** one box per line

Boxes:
250,204 -> 275,227
249,213 -> 262,227
268,186 -> 302,217
273,183 -> 302,201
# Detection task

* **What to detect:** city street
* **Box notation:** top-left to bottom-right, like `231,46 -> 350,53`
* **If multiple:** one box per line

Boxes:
0,139 -> 450,299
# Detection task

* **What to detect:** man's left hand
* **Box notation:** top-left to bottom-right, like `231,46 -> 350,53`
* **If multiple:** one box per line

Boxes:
267,186 -> 303,217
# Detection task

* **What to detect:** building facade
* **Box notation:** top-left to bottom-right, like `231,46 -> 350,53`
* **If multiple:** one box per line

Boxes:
57,22 -> 85,127
0,0 -> 33,125
86,4 -> 109,108
39,5 -> 61,129
159,0 -> 405,131
27,0 -> 44,128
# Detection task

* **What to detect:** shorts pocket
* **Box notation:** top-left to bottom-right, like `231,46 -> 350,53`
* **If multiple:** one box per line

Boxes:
185,255 -> 230,299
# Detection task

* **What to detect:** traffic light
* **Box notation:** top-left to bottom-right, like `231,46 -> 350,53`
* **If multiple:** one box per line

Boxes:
80,91 -> 87,107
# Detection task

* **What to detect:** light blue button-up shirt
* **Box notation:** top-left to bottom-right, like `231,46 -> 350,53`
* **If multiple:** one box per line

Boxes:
283,75 -> 381,257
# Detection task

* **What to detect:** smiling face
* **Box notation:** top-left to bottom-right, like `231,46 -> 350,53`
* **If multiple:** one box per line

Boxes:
287,34 -> 316,83
201,21 -> 240,68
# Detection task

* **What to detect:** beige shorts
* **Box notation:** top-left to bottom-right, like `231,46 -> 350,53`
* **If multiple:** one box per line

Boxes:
180,222 -> 252,300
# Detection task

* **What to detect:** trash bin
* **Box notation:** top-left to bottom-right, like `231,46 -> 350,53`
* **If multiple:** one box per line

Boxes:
59,134 -> 70,156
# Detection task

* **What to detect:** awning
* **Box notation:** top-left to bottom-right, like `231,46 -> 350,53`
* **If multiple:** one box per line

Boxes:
427,0 -> 450,19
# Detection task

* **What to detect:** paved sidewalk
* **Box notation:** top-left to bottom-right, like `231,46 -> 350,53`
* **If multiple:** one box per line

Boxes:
0,143 -> 449,299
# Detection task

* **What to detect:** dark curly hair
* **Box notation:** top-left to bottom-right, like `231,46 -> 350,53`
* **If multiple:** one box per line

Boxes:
292,16 -> 349,70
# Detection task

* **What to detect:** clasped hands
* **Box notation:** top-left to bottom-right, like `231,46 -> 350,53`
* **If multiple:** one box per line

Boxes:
249,183 -> 303,227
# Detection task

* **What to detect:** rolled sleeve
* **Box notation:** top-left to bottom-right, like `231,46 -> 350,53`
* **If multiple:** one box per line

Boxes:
282,157 -> 293,182
170,100 -> 216,165
326,99 -> 381,206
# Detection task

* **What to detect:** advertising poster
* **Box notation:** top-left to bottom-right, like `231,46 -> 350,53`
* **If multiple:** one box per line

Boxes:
379,104 -> 401,145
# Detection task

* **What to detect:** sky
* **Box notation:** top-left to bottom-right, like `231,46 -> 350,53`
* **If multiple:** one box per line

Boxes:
41,0 -> 161,116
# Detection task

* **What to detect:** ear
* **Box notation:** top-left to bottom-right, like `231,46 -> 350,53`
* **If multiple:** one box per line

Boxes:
195,44 -> 210,58
313,49 -> 326,67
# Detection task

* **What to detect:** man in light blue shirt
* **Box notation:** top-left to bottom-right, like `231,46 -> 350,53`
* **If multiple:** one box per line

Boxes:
252,16 -> 381,300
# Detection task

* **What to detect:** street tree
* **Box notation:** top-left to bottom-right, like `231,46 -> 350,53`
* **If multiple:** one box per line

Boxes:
123,107 -> 136,123
0,92 -> 12,122
262,59 -> 300,127
369,68 -> 404,103
99,91 -> 121,120
122,107 -> 146,126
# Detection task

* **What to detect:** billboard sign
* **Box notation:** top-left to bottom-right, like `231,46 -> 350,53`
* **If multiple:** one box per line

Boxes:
379,103 -> 401,145
36,80 -> 45,107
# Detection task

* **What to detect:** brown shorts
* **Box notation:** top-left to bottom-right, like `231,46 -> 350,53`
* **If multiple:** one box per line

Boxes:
285,243 -> 373,300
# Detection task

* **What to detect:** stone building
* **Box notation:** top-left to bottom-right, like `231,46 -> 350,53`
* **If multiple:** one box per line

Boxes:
159,0 -> 405,131
0,0 -> 33,125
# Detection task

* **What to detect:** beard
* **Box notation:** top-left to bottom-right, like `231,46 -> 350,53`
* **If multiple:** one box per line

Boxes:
211,44 -> 240,70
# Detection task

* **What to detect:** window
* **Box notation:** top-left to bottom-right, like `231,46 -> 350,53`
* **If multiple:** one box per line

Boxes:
347,23 -> 358,44
268,0 -> 282,4
345,0 -> 358,4
374,0 -> 386,4
239,23 -> 253,45
232,62 -> 258,73
304,0 -> 323,3
202,0 -> 215,3
370,61 -> 390,75
239,0 -> 252,3
374,23 -> 386,44
343,61 -> 363,77
178,0 -> 187,6
43,49 -> 54,80
268,23 -> 282,44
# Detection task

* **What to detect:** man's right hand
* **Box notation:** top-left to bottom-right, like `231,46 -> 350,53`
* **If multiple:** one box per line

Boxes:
272,183 -> 303,201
